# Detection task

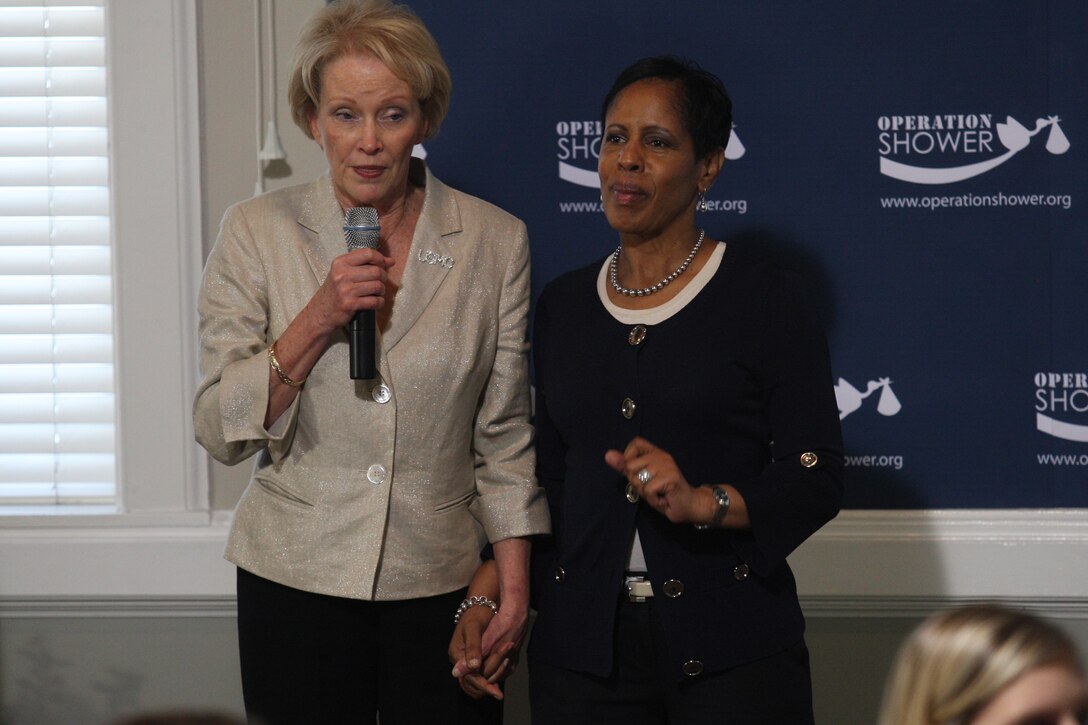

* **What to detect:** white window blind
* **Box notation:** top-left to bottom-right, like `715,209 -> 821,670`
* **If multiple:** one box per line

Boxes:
0,1 -> 114,506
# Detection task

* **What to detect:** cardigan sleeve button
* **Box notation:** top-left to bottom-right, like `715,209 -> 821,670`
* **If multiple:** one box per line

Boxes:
621,398 -> 636,419
682,660 -> 704,677
662,579 -> 684,598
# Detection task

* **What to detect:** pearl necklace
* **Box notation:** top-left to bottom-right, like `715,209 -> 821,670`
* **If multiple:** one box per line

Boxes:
609,229 -> 705,297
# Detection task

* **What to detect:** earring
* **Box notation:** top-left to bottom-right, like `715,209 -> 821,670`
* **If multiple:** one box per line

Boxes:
697,190 -> 708,213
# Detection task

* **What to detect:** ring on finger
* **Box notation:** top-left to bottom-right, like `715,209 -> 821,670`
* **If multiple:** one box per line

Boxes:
637,468 -> 653,485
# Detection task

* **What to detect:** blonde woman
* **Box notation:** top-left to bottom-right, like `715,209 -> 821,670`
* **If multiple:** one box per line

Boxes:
878,605 -> 1088,725
194,1 -> 548,721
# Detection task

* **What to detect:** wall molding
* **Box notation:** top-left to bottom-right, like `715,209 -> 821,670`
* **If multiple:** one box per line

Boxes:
4,594 -> 1088,621
0,517 -> 236,600
2,509 -> 1086,619
0,596 -> 237,619
107,0 -> 209,515
800,596 -> 1088,620
789,509 -> 1088,600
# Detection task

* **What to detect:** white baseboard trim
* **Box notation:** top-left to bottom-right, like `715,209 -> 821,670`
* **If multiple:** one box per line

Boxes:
4,594 -> 1088,621
800,595 -> 1088,619
2,509 -> 1085,617
789,509 -> 1088,600
0,596 -> 237,619
0,517 -> 236,599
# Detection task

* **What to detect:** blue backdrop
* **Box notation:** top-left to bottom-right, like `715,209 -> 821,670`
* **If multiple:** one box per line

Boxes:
404,1 -> 1088,509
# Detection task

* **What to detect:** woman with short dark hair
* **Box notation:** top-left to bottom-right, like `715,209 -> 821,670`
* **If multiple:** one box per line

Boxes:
452,56 -> 843,723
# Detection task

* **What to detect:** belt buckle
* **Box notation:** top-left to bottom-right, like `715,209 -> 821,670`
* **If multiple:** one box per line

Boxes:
625,576 -> 653,602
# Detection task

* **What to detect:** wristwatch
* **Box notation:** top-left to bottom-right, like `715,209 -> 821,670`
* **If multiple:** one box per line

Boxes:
694,485 -> 730,530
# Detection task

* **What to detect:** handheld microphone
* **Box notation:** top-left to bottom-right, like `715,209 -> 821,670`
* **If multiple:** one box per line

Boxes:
343,207 -> 381,380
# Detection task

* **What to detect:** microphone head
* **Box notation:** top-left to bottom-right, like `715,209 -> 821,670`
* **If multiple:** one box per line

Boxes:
344,207 -> 381,250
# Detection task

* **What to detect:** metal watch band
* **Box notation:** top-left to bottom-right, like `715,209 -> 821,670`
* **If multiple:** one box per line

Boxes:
694,485 -> 730,530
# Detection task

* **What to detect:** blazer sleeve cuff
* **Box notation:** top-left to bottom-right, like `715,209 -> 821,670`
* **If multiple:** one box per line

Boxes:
219,352 -> 301,463
469,484 -> 552,542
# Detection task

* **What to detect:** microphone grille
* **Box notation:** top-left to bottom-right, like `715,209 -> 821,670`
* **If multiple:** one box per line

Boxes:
344,207 -> 381,250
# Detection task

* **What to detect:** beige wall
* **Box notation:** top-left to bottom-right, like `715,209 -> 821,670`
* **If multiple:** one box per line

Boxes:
197,0 -> 326,510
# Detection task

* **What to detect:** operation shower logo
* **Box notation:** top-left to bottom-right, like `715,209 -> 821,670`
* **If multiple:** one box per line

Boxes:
835,376 -> 901,421
556,119 -> 746,188
878,112 -> 1069,185
836,376 -> 905,472
1035,372 -> 1088,443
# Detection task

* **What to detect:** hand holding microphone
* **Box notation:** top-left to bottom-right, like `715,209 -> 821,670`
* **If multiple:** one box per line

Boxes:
343,207 -> 382,380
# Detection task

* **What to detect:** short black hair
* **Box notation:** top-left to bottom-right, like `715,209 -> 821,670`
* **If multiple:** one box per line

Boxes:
600,56 -> 733,160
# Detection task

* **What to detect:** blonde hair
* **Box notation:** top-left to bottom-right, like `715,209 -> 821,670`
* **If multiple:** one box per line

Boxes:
287,0 -> 451,140
878,605 -> 1082,725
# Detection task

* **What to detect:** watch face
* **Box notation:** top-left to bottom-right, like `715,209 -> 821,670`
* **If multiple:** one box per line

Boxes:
711,486 -> 730,521
697,486 -> 730,530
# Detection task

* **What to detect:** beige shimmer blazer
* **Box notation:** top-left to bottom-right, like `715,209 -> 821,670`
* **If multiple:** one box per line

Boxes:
194,160 -> 550,600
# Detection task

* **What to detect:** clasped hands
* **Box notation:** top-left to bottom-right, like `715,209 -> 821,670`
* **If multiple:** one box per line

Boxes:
448,437 -> 724,699
448,593 -> 524,700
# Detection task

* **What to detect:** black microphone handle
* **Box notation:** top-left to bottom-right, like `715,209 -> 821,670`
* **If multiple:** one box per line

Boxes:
349,309 -> 376,380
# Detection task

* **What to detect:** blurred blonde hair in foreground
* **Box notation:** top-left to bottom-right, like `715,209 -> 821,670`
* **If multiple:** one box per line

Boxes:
877,604 -> 1085,725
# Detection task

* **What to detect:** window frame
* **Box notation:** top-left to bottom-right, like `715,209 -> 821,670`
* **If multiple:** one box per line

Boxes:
0,0 -> 234,605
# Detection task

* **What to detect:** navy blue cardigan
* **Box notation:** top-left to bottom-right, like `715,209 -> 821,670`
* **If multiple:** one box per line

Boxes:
527,244 -> 844,681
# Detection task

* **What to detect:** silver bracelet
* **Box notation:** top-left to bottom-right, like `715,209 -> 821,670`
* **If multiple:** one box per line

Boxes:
453,595 -> 498,624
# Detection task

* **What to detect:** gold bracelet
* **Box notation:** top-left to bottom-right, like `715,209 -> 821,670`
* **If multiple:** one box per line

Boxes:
267,341 -> 305,388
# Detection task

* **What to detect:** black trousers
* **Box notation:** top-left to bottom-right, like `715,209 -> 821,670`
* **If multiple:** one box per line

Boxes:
528,595 -> 814,725
237,567 -> 502,725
